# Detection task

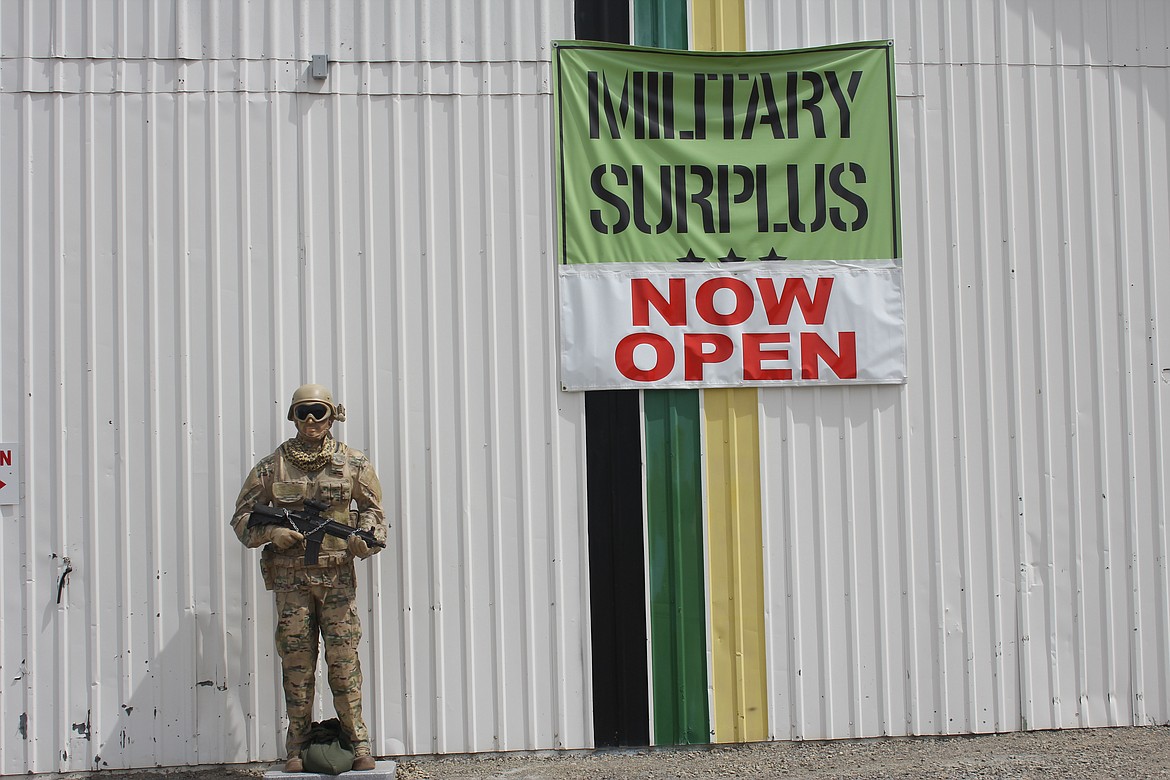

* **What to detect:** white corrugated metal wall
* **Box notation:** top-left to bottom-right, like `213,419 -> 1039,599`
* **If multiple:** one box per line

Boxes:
1,0 -> 1168,774
747,0 -> 1170,740
0,0 -> 588,773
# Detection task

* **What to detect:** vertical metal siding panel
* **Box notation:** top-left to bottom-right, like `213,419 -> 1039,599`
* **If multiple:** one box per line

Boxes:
177,73 -> 199,767
987,51 -> 1034,743
518,85 -> 560,751
421,88 -> 456,754
1,0 -> 19,57
112,87 -> 133,769
1066,65 -> 1105,727
942,42 -> 1016,736
142,80 -> 163,768
76,79 -> 101,767
232,88 -> 267,763
928,40 -> 970,738
704,388 -> 767,744
757,391 -> 793,740
456,91 -> 494,754
387,89 -> 430,757
1125,61 -> 1167,724
1008,44 -> 1065,732
1082,63 -> 1127,727
349,85 -> 380,754
644,390 -> 709,745
1045,58 -> 1091,730
49,88 -> 68,773
537,84 -> 573,748
486,87 -> 517,752
363,94 -> 411,757
785,390 -> 831,738
0,94 -> 10,774
530,83 -> 585,749
1140,66 -> 1170,728
473,89 -> 508,753
513,84 -> 546,750
1108,64 -> 1155,726
7,89 -> 24,773
691,0 -> 746,51
3,88 -> 31,774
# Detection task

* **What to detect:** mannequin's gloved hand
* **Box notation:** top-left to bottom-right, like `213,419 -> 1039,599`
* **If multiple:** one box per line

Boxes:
348,535 -> 372,559
269,527 -> 304,550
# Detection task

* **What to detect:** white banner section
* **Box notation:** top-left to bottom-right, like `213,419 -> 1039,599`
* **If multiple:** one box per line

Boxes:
559,262 -> 906,390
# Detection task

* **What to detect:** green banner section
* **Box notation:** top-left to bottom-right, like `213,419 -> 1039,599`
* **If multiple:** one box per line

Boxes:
552,40 -> 900,264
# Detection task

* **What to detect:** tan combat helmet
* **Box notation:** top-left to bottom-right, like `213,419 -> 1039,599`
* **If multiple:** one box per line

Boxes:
286,383 -> 347,422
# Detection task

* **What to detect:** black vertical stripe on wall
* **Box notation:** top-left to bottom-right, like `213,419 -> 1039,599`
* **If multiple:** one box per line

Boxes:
584,391 -> 649,748
575,0 -> 648,749
575,0 -> 630,44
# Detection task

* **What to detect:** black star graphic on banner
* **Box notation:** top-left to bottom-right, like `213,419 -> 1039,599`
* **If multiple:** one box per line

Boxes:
718,247 -> 746,262
759,247 -> 788,261
677,248 -> 705,263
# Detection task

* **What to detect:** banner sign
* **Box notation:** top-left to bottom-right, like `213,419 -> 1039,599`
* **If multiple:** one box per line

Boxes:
560,262 -> 905,390
553,40 -> 900,264
551,40 -> 904,389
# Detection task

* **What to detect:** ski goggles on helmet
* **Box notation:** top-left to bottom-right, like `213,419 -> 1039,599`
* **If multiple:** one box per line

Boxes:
292,402 -> 331,422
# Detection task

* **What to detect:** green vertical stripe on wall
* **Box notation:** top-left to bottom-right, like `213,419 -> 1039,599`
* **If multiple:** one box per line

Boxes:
634,0 -> 688,49
633,0 -> 709,748
644,389 -> 710,745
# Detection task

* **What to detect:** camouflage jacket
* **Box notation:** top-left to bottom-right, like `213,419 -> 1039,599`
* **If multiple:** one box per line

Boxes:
231,439 -> 386,591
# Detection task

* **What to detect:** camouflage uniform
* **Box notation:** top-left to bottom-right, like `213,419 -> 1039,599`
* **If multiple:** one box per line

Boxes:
231,437 -> 386,759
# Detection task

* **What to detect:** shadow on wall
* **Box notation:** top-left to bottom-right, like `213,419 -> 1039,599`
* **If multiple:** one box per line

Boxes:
90,614 -> 257,771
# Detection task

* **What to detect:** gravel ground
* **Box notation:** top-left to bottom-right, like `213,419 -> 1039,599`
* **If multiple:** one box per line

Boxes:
65,726 -> 1170,780
395,727 -> 1170,779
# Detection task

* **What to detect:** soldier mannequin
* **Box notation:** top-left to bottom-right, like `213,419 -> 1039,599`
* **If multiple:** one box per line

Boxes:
231,384 -> 386,772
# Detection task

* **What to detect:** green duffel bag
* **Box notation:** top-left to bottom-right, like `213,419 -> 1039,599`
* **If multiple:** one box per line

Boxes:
300,718 -> 355,775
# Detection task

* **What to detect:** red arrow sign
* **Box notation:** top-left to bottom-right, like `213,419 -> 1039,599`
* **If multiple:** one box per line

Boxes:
0,480 -> 6,490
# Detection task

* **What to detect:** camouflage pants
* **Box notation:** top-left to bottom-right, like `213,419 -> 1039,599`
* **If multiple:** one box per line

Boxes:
275,584 -> 369,757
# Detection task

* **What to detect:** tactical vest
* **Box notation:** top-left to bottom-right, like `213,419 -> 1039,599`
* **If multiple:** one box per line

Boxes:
258,444 -> 362,591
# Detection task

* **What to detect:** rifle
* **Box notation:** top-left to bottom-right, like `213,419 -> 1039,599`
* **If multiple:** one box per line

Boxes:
248,498 -> 385,565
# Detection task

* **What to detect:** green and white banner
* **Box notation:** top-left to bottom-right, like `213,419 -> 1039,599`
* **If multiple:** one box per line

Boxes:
552,40 -> 905,389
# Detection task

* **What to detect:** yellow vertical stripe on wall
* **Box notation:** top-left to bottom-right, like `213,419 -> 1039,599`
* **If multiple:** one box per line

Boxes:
692,0 -> 766,745
691,0 -> 745,52
704,388 -> 768,743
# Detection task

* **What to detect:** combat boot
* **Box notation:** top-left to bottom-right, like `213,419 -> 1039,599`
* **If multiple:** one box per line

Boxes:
284,756 -> 304,773
352,755 -> 376,771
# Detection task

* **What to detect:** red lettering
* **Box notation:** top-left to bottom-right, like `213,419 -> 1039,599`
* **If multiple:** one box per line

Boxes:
757,277 -> 834,325
743,333 -> 792,380
0,450 -> 10,467
695,277 -> 754,325
683,333 -> 735,381
800,331 -> 857,379
631,277 -> 687,326
615,333 -> 675,381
